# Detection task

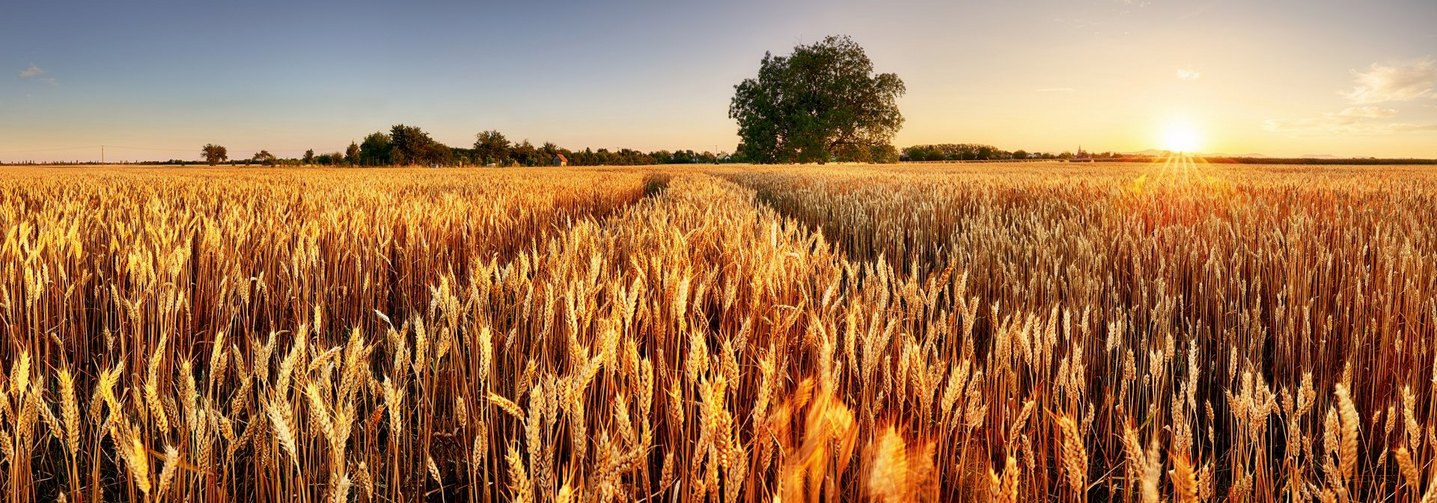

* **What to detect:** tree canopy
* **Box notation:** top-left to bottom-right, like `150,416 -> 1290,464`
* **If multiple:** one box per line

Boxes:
357,132 -> 393,166
473,130 -> 511,166
729,35 -> 905,164
251,150 -> 276,166
201,144 -> 227,165
388,124 -> 451,165
345,142 -> 360,164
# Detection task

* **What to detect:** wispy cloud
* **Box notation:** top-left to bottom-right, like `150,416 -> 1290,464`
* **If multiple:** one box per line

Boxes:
19,64 -> 45,79
18,64 -> 57,85
1336,106 -> 1397,119
1263,106 -> 1429,135
1176,68 -> 1202,81
1267,58 -> 1437,136
1342,57 -> 1437,104
1388,123 -> 1437,132
1263,119 -> 1437,135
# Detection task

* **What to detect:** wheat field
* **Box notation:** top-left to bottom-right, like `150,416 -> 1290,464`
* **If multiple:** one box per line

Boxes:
0,162 -> 1434,502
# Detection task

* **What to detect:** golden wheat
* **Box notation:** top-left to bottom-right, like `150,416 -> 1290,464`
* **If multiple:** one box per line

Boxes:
0,163 -> 1432,501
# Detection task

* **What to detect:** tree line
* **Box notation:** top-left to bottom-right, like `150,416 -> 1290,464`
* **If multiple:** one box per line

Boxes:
901,144 -> 1125,162
201,125 -> 724,167
198,134 -> 1126,168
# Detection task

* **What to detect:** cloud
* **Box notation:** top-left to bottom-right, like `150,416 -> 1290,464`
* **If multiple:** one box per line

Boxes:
1342,57 -> 1437,104
1387,123 -> 1437,132
18,64 -> 56,85
1262,118 -> 1423,135
19,64 -> 45,79
1267,60 -> 1437,136
1336,106 -> 1397,119
1176,68 -> 1202,81
1263,109 -> 1433,136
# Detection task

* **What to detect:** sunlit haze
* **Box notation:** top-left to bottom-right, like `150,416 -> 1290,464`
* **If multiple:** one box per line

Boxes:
1160,119 -> 1203,153
3,0 -> 1436,162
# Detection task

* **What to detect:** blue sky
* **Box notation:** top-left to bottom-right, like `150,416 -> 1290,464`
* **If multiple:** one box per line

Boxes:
3,0 -> 1436,161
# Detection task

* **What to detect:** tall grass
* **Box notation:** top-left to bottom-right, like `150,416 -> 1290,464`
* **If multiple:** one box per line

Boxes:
0,163 -> 1433,501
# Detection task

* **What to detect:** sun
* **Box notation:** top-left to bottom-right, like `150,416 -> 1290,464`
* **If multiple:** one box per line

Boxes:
1160,120 -> 1204,153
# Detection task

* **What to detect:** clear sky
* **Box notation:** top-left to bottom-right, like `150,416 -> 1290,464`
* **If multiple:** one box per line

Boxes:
3,0 -> 1436,162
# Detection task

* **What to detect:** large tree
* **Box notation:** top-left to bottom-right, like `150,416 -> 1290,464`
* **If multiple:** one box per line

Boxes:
201,144 -> 227,165
729,35 -> 905,164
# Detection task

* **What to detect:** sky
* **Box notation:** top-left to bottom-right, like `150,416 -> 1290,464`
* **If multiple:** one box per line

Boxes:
2,0 -> 1436,162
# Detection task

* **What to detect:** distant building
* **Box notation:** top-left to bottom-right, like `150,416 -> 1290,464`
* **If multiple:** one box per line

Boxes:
552,154 -> 568,167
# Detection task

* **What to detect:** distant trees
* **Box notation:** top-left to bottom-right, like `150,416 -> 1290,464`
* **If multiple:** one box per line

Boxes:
650,149 -> 719,164
388,124 -> 452,165
473,130 -> 511,166
899,144 -> 1123,162
465,131 -> 723,166
510,140 -> 538,166
345,142 -> 360,165
187,130 -> 1104,169
357,133 -> 392,166
201,144 -> 228,165
194,125 -> 734,168
902,144 -> 1006,161
730,35 -> 905,164
353,125 -> 455,166
387,125 -> 421,165
315,152 -> 345,165
252,150 -> 277,166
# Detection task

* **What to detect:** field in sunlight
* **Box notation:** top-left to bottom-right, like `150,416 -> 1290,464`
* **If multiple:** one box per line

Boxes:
1,162 -> 1434,501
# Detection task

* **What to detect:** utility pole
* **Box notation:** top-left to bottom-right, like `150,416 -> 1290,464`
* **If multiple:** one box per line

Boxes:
101,145 -> 105,164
